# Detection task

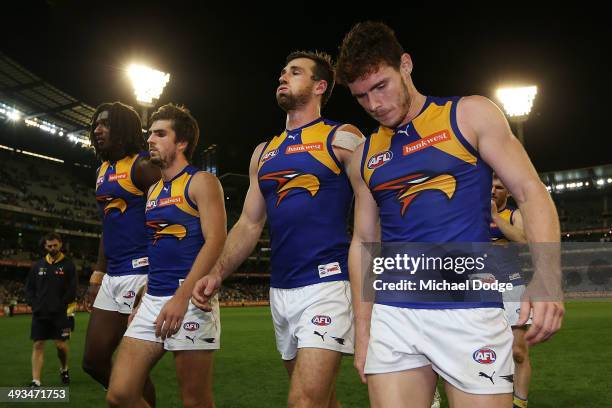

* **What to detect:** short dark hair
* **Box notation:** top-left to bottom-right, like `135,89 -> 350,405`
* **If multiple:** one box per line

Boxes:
286,50 -> 335,107
336,21 -> 405,85
89,102 -> 145,160
43,233 -> 62,243
149,104 -> 200,161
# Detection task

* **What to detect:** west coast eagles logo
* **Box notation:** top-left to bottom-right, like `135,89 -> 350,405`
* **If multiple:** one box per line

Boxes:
146,220 -> 187,244
259,170 -> 320,207
96,195 -> 127,216
373,173 -> 457,216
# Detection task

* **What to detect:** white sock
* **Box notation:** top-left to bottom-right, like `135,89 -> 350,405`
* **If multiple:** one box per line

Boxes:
32,379 -> 41,386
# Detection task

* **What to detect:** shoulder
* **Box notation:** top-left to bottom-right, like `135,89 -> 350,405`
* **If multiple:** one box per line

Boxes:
253,142 -> 267,156
190,170 -> 219,184
337,123 -> 363,136
189,171 -> 222,195
133,153 -> 157,173
457,95 -> 507,128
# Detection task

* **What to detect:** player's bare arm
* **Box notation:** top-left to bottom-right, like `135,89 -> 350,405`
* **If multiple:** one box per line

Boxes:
458,95 -> 564,345
331,123 -> 365,166
347,142 -> 380,384
192,143 -> 267,310
133,155 -> 162,193
85,234 -> 106,311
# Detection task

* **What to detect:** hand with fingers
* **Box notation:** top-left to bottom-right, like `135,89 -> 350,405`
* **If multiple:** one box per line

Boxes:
85,271 -> 104,312
84,284 -> 100,312
191,272 -> 222,312
154,295 -> 190,340
517,300 -> 564,345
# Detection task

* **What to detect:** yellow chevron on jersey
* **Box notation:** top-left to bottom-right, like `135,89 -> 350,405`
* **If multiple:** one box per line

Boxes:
147,174 -> 199,217
363,127 -> 394,186
96,154 -> 143,196
148,180 -> 164,203
411,100 -> 476,166
300,121 -> 341,175
490,207 -> 515,242
258,132 -> 289,172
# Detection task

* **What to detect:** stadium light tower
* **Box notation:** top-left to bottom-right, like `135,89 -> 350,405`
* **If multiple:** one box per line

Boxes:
127,64 -> 170,126
496,85 -> 537,146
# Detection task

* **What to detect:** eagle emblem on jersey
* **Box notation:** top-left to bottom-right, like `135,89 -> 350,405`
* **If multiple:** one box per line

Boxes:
146,220 -> 187,244
96,195 -> 127,216
259,170 -> 320,207
373,173 -> 456,216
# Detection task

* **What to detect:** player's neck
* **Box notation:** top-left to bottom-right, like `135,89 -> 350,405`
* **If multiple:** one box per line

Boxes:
161,157 -> 190,181
107,148 -> 127,163
285,103 -> 321,131
396,89 -> 427,128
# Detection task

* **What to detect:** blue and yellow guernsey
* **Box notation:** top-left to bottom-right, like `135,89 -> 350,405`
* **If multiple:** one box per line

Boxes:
361,96 -> 498,308
258,118 -> 353,289
145,165 -> 204,296
95,152 -> 150,276
490,205 -> 526,285
490,206 -> 515,242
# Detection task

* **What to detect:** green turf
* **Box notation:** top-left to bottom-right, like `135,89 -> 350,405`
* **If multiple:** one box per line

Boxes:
0,302 -> 609,407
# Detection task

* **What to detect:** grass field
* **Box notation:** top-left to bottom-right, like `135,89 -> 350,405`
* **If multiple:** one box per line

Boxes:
0,301 -> 610,407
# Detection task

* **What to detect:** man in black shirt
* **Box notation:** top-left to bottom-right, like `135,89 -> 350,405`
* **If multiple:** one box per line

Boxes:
25,233 -> 77,387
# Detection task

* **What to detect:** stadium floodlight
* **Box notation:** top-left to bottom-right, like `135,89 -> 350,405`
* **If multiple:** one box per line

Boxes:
127,64 -> 170,126
596,179 -> 605,186
7,110 -> 21,121
128,64 -> 170,106
556,184 -> 565,190
496,86 -> 537,117
496,85 -> 537,145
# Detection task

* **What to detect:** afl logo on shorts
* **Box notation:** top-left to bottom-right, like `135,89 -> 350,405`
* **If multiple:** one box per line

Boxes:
261,149 -> 279,163
367,150 -> 393,169
473,348 -> 496,364
311,315 -> 332,326
183,322 -> 200,331
123,291 -> 136,299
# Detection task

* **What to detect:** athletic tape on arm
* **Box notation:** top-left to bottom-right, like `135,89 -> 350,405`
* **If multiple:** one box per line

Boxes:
331,130 -> 364,152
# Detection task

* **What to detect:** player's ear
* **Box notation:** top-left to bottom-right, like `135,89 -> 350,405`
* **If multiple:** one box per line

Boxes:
314,79 -> 328,97
400,53 -> 413,76
177,140 -> 188,154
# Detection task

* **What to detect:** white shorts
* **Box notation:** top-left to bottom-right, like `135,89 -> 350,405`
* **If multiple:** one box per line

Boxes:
503,284 -> 532,327
124,293 -> 220,351
270,281 -> 354,360
93,274 -> 148,314
365,305 -> 514,394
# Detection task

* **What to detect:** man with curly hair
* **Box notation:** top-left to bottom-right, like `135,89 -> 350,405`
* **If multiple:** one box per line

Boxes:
337,21 -> 563,408
83,102 -> 160,405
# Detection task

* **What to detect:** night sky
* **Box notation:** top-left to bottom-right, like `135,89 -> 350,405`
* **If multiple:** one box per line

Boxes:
3,2 -> 610,174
